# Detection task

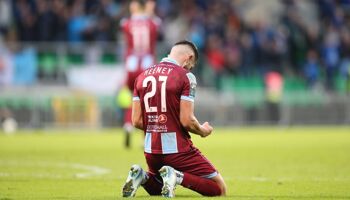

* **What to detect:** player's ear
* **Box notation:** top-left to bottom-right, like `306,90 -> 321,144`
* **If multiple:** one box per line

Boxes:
189,55 -> 196,69
188,54 -> 193,61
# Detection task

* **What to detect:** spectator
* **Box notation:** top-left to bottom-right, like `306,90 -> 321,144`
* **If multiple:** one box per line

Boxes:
322,24 -> 340,91
36,0 -> 55,41
0,0 -> 12,34
250,20 -> 273,75
206,34 -> 225,90
51,0 -> 69,41
13,47 -> 37,85
67,0 -> 94,42
283,9 -> 308,74
339,27 -> 350,94
0,45 -> 14,86
163,11 -> 189,49
263,28 -> 286,74
303,49 -> 320,89
101,0 -> 121,18
224,27 -> 241,75
14,0 -> 37,41
239,32 -> 255,76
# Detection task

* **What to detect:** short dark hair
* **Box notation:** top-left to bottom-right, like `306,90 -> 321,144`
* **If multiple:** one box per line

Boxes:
174,40 -> 199,62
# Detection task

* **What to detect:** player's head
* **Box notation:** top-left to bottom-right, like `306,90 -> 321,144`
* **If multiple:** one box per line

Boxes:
170,40 -> 199,71
129,0 -> 147,14
145,0 -> 156,16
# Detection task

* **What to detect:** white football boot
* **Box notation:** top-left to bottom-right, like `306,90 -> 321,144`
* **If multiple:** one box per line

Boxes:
122,164 -> 146,197
159,166 -> 179,198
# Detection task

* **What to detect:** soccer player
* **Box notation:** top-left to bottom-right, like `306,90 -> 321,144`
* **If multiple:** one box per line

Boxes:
122,40 -> 227,197
120,0 -> 161,148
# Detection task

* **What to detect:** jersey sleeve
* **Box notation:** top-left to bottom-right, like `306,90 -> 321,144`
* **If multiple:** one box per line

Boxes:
133,77 -> 140,101
152,16 -> 162,28
181,72 -> 197,102
120,18 -> 128,28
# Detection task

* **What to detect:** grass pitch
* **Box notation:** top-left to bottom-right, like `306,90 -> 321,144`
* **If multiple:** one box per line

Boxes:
0,127 -> 350,200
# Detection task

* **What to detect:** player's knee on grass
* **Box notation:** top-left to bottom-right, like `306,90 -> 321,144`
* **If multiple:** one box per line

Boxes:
211,174 -> 227,196
181,172 -> 224,196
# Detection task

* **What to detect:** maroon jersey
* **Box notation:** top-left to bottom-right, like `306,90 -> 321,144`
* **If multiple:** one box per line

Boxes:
120,15 -> 160,72
133,58 -> 197,154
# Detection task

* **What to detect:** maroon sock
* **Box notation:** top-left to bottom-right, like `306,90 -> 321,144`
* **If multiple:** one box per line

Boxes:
142,173 -> 162,195
181,172 -> 222,196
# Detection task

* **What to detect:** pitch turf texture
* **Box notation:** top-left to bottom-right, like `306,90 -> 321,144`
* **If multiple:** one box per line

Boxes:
0,127 -> 350,200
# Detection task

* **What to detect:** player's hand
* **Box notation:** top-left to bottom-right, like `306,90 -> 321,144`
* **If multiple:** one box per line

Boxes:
201,122 -> 213,137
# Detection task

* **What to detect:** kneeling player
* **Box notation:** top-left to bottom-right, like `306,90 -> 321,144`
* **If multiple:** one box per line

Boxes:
122,40 -> 226,197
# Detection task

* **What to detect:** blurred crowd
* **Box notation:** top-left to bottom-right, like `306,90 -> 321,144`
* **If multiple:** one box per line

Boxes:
1,0 -> 350,92
0,0 -> 123,42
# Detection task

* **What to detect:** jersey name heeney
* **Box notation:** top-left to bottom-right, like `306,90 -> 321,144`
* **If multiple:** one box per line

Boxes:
144,66 -> 173,76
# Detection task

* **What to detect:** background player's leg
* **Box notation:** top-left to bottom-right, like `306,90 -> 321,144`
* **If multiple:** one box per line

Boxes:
142,172 -> 163,195
123,107 -> 133,148
123,71 -> 138,149
181,172 -> 223,196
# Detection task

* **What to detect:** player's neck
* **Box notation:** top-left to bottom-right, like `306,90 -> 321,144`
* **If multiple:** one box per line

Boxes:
132,12 -> 147,17
161,56 -> 181,66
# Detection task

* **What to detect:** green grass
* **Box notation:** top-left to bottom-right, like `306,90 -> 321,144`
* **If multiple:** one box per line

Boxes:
0,127 -> 350,200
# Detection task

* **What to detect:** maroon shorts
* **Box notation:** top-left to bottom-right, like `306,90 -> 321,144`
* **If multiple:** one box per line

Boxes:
144,146 -> 218,179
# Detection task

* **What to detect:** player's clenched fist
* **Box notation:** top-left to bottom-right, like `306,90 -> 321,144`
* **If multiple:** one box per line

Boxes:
201,122 -> 213,137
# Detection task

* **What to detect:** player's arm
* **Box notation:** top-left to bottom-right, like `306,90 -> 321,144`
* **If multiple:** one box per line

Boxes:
180,100 -> 213,138
132,100 -> 143,130
179,72 -> 212,137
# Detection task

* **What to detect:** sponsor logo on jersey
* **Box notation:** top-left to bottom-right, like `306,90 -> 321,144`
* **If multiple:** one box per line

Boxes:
158,114 -> 167,124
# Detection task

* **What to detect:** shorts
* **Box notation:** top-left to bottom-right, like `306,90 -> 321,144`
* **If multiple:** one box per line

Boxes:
144,146 -> 218,179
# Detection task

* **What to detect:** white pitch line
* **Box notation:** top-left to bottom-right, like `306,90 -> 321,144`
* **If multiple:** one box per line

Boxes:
65,163 -> 111,178
0,172 -> 63,178
0,160 -> 111,179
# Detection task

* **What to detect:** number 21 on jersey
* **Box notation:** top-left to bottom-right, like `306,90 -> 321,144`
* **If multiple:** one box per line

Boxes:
142,76 -> 167,113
